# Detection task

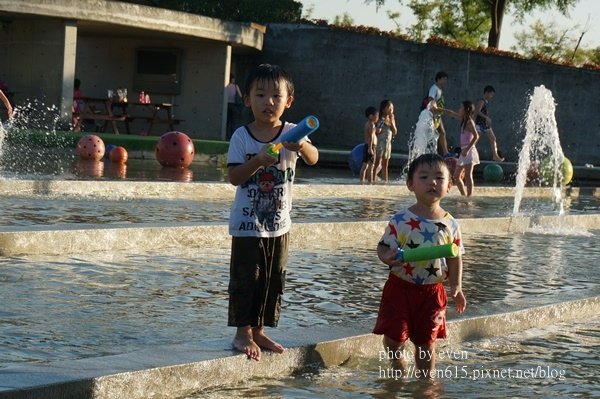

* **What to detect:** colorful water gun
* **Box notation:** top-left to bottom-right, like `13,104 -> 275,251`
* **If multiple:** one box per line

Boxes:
396,243 -> 458,262
266,115 -> 319,156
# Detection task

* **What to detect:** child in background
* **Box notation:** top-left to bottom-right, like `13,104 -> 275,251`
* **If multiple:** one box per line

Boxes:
72,78 -> 84,131
226,64 -> 319,361
359,106 -> 378,183
0,88 -> 13,121
475,85 -> 504,162
427,71 -> 450,156
373,153 -> 466,377
374,99 -> 397,183
440,101 -> 479,196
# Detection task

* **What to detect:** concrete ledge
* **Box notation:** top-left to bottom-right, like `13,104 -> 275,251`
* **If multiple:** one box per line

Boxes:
1,296 -> 597,399
0,214 -> 599,256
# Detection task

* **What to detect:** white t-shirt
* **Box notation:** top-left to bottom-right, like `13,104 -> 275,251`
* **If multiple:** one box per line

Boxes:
227,123 -> 302,238
428,84 -> 443,102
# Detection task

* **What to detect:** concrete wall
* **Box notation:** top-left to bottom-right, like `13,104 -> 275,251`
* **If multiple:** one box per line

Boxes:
260,24 -> 600,165
75,35 -> 228,138
0,18 -> 70,113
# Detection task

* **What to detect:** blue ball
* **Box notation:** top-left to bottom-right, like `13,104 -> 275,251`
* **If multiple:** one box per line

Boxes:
104,144 -> 117,160
348,143 -> 365,174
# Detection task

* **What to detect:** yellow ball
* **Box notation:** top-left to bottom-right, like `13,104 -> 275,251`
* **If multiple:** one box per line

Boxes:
540,157 -> 573,185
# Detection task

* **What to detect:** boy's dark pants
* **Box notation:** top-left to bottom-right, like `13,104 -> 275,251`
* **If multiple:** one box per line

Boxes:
228,234 -> 289,328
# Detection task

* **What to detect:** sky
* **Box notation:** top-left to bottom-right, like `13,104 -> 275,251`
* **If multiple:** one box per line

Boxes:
297,0 -> 599,51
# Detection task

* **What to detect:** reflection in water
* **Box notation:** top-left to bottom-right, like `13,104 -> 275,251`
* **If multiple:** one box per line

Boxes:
73,159 -> 104,178
1,233 -> 598,366
0,195 -> 598,227
157,167 -> 194,182
105,162 -> 127,179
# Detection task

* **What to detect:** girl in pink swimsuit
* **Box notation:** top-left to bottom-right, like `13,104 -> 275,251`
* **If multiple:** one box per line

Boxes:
440,101 -> 479,196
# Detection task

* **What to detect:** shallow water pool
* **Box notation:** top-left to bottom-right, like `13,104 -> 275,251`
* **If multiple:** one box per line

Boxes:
192,319 -> 599,398
0,193 -> 598,227
1,231 -> 598,368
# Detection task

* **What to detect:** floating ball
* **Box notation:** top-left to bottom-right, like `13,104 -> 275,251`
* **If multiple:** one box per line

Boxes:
104,144 -> 117,159
483,163 -> 504,183
348,143 -> 365,175
155,131 -> 195,168
77,135 -> 105,161
540,157 -> 573,185
109,146 -> 128,164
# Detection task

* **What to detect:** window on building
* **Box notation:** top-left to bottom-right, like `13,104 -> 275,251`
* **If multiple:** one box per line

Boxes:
133,48 -> 182,94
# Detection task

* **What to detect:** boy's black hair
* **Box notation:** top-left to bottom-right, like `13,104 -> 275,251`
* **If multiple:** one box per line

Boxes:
407,153 -> 449,181
483,85 -> 495,93
435,71 -> 448,81
243,63 -> 294,97
365,106 -> 377,118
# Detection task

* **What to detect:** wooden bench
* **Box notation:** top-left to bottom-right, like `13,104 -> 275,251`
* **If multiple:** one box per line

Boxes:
79,113 -> 127,122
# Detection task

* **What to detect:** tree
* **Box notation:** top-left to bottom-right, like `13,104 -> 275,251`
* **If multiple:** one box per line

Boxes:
116,0 -> 303,23
513,20 -> 574,60
513,19 -> 598,66
432,0 -> 490,48
364,0 -> 579,48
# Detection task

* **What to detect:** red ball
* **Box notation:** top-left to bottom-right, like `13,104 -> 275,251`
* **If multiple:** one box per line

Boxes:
77,135 -> 105,161
155,131 -> 195,168
109,146 -> 128,164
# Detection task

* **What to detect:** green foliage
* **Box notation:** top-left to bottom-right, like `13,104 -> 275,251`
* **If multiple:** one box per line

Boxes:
405,0 -> 442,42
513,20 -> 572,59
512,19 -> 599,66
116,0 -> 303,23
431,0 -> 490,48
333,13 -> 355,27
364,0 -> 580,49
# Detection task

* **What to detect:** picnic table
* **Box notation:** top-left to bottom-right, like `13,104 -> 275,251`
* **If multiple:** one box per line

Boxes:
76,97 -> 179,134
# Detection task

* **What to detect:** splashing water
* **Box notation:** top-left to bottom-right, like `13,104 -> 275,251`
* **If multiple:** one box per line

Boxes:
513,86 -> 566,215
405,108 -> 438,175
0,99 -> 73,178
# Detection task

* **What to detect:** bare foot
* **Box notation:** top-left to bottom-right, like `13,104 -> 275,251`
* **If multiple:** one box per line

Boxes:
493,156 -> 505,162
253,329 -> 284,354
232,330 -> 261,361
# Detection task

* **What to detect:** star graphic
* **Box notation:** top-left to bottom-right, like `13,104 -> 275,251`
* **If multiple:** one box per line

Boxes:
435,222 -> 448,232
426,264 -> 439,276
388,223 -> 398,238
420,229 -> 436,243
453,237 -> 461,248
392,212 -> 407,223
403,263 -> 415,276
413,275 -> 425,285
406,218 -> 421,231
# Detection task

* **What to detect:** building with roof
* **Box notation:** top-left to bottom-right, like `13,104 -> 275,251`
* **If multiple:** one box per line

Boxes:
0,0 -> 264,138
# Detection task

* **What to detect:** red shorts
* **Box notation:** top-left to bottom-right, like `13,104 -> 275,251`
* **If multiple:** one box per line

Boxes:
373,273 -> 447,346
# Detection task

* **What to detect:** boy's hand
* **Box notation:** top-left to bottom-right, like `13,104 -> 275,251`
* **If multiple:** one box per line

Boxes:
281,140 -> 303,152
258,145 -> 279,166
382,247 -> 406,269
451,288 -> 466,314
